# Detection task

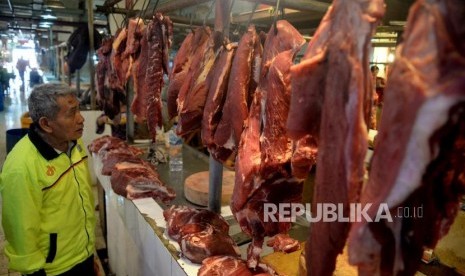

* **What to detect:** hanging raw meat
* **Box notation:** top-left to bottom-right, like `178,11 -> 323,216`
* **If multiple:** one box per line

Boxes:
290,135 -> 318,180
95,36 -> 125,120
284,0 -> 384,274
124,18 -> 145,56
167,27 -> 212,121
213,25 -> 262,163
176,27 -> 217,138
130,30 -> 149,123
201,40 -> 236,161
145,12 -> 173,141
94,28 -> 128,120
231,20 -> 306,269
166,31 -> 194,119
111,28 -> 129,88
95,37 -> 113,112
348,0 -> 465,275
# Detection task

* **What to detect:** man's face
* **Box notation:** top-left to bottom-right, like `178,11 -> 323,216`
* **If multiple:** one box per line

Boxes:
48,95 -> 85,142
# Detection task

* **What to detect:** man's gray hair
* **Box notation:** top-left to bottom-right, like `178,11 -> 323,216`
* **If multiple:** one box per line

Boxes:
28,83 -> 78,123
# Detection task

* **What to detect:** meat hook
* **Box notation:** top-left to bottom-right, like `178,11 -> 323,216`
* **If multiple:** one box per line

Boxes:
273,0 -> 281,35
247,2 -> 259,28
203,0 -> 216,27
151,0 -> 160,17
138,0 -> 151,24
232,1 -> 258,37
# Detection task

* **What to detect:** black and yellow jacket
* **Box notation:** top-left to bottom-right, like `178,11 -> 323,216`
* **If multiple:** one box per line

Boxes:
0,125 -> 95,275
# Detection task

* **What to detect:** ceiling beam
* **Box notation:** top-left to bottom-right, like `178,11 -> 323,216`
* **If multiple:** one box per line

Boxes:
95,5 -> 139,17
103,0 -> 122,7
168,15 -> 213,27
156,0 -> 213,13
0,14 -> 107,28
3,26 -> 72,34
242,0 -> 330,13
99,0 -> 214,14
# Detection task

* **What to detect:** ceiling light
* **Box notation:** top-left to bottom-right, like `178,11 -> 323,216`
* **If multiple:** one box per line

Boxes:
41,13 -> 57,20
39,22 -> 53,28
44,0 -> 65,9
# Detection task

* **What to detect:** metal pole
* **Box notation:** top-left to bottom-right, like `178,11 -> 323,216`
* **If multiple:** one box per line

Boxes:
56,47 -> 60,80
126,78 -> 134,143
76,69 -> 80,94
87,0 -> 96,110
208,155 -> 223,213
208,0 -> 230,214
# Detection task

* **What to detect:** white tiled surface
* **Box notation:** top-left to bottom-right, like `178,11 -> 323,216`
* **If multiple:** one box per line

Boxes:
94,156 -> 202,276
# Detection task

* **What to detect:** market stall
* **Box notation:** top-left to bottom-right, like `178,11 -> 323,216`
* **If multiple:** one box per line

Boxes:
89,0 -> 465,275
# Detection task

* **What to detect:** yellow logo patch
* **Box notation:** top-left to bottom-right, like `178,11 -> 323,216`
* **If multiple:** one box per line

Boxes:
46,165 -> 56,176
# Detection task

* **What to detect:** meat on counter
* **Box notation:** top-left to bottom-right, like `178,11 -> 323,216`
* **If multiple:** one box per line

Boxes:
163,205 -> 239,264
88,136 -> 176,203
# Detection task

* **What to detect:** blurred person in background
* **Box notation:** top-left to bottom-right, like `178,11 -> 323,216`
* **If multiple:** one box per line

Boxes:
16,57 -> 30,90
370,65 -> 386,106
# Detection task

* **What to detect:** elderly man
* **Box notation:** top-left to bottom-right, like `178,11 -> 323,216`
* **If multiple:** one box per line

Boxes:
0,83 -> 96,275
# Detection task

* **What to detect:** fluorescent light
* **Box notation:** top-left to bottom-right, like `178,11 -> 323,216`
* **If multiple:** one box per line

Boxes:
41,14 -> 57,20
39,22 -> 52,28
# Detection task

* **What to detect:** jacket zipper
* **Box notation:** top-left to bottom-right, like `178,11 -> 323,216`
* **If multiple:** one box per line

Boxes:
68,149 -> 91,256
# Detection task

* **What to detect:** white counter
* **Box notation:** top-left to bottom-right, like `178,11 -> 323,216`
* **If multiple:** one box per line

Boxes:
93,153 -> 233,276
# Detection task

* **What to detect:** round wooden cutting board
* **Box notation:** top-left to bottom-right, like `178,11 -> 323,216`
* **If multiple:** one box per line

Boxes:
184,171 -> 235,206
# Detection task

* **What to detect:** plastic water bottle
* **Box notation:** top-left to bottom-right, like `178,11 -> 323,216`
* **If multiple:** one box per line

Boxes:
168,125 -> 183,171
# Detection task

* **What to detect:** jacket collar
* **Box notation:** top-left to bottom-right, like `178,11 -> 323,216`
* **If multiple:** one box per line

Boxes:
28,123 -> 77,161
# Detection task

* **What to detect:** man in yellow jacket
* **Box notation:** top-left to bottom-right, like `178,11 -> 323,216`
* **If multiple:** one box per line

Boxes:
0,83 -> 96,275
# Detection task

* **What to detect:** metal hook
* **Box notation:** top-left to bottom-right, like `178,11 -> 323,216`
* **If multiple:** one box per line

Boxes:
151,0 -> 160,17
247,1 -> 259,27
203,0 -> 215,27
233,1 -> 258,36
189,13 -> 194,30
134,0 -> 148,31
110,12 -> 120,30
137,0 -> 150,23
229,0 -> 236,14
273,0 -> 281,35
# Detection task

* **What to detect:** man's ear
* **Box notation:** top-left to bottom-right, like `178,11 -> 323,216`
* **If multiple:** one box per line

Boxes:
38,117 -> 53,134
